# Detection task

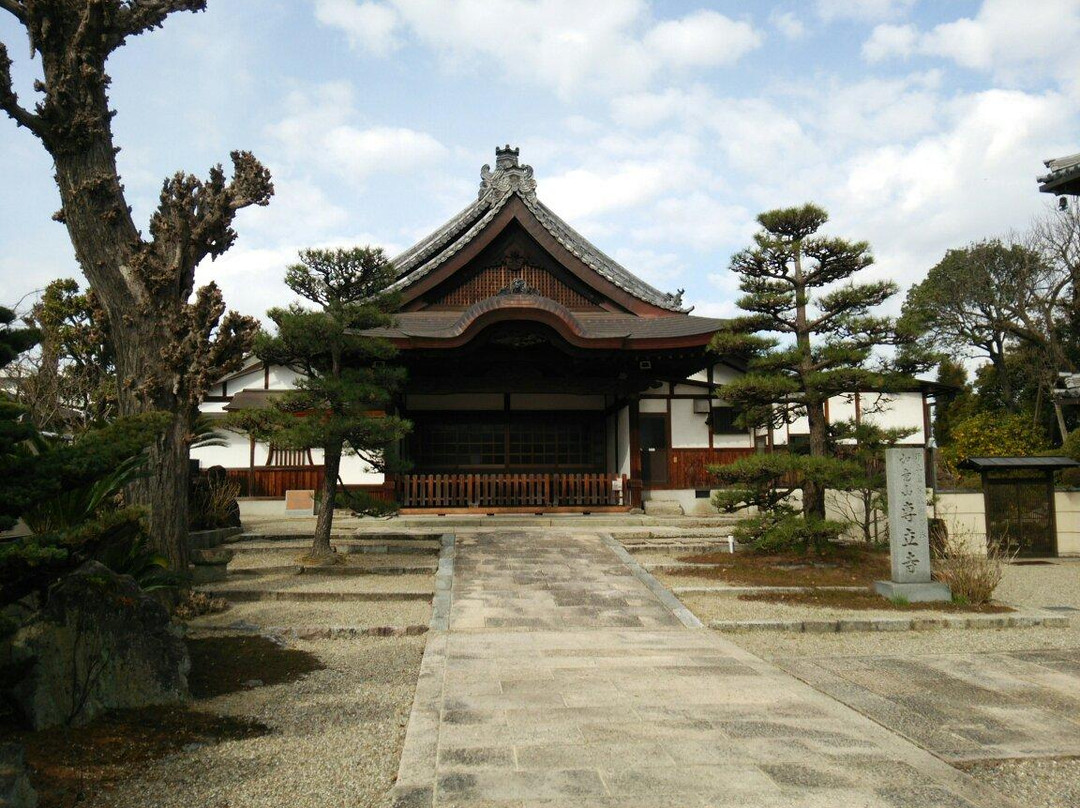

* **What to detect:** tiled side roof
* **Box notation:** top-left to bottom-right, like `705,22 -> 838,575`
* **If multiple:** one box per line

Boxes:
1038,151 -> 1080,194
365,309 -> 725,341
387,148 -> 688,312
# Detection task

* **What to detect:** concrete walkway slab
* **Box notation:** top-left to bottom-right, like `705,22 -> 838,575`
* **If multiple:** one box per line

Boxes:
393,531 -> 1022,807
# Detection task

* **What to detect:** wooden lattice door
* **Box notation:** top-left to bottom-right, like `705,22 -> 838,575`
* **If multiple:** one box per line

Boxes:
983,474 -> 1056,556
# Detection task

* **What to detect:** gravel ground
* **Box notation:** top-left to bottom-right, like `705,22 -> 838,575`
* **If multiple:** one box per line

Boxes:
198,572 -> 435,594
228,550 -> 436,572
190,599 -> 433,630
960,759 -> 1080,808
684,558 -> 1080,808
705,560 -> 1080,660
87,636 -> 425,808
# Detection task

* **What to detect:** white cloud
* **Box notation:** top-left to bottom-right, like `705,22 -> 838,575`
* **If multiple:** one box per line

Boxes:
862,23 -> 918,62
816,0 -> 916,23
863,0 -> 1080,97
314,0 -> 402,56
636,193 -> 752,251
266,82 -> 447,183
643,10 -> 762,69
314,0 -> 762,98
543,163 -> 675,220
770,11 -> 806,40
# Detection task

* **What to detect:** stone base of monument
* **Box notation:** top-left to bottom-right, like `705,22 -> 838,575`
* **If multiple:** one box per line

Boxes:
874,580 -> 953,603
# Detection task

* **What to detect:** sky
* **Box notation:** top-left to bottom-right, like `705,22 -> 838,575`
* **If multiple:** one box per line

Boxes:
2,0 -> 1079,329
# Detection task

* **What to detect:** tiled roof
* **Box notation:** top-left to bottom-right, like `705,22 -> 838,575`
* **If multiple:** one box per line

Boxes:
387,146 -> 689,313
366,307 -> 725,342
1038,152 -> 1080,195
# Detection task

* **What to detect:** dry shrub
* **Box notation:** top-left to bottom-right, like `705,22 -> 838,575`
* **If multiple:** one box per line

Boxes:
932,528 -> 1013,605
204,474 -> 241,527
174,591 -> 230,620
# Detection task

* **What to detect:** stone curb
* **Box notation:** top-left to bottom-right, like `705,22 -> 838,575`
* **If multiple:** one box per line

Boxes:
429,533 -> 455,632
600,533 -> 704,629
194,589 -> 433,603
708,612 -> 1071,633
188,525 -> 243,549
192,624 -> 429,639
674,585 -> 868,595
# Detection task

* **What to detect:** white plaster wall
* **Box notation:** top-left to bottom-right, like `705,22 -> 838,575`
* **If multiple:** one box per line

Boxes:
862,392 -> 926,443
266,366 -> 302,388
227,367 -> 267,392
617,406 -> 630,477
829,395 -> 858,428
672,384 -> 706,396
934,492 -> 991,555
406,393 -> 503,410
640,398 -> 667,414
191,429 -> 252,469
643,489 -> 721,517
712,364 -> 741,385
1055,491 -> 1080,556
670,398 -> 710,448
509,393 -> 605,410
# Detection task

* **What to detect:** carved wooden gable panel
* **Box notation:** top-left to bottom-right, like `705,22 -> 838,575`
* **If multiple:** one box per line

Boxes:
432,262 -> 597,309
424,226 -> 606,310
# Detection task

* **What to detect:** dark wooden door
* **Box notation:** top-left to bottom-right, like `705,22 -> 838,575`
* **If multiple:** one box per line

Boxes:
984,475 -> 1056,556
640,414 -> 669,485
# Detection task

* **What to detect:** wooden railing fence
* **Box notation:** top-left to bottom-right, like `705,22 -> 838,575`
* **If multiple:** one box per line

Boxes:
398,472 -> 629,509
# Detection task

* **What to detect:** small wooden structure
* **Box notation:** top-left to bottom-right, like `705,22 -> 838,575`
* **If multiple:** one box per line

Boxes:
958,456 -> 1080,556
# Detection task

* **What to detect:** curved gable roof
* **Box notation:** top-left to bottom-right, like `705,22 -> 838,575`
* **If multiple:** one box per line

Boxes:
388,146 -> 689,314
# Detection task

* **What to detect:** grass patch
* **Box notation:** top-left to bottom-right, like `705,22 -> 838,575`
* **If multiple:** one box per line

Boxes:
677,545 -> 890,588
6,634 -> 324,806
738,589 -> 1012,613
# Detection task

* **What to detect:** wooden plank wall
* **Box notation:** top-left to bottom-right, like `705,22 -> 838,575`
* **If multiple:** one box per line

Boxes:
666,448 -> 756,490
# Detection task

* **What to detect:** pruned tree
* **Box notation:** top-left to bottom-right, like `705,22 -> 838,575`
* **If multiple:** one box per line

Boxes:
0,2 -> 271,569
246,248 -> 410,560
710,203 -> 922,533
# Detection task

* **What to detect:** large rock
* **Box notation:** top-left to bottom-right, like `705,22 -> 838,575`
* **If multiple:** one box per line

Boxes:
0,562 -> 189,730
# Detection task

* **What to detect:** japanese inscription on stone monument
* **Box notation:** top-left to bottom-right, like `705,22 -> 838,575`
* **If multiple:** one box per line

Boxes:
885,447 -> 931,584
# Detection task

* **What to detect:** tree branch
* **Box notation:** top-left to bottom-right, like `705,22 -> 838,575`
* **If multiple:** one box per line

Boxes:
109,0 -> 207,47
0,0 -> 26,23
0,39 -> 43,137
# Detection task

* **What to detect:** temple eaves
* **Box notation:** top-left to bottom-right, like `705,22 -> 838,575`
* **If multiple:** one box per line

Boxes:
387,146 -> 689,313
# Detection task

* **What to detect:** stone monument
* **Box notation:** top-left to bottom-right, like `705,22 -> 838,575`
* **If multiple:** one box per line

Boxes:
874,447 -> 952,602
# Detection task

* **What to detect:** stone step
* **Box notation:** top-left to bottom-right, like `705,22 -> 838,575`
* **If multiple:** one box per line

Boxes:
708,612 -> 1069,633
227,541 -> 440,555
196,588 -> 432,603
296,564 -> 437,576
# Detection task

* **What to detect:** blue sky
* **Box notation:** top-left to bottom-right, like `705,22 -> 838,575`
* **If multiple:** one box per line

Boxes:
2,0 -> 1079,329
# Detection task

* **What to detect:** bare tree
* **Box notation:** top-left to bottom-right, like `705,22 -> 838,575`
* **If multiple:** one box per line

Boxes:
0,1 -> 272,569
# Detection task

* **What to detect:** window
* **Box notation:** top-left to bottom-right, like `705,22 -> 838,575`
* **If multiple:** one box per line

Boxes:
710,406 -> 745,435
409,413 -> 605,471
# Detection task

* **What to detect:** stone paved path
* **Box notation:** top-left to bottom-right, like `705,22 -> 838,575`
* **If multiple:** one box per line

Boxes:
777,650 -> 1080,762
392,530 -> 1019,807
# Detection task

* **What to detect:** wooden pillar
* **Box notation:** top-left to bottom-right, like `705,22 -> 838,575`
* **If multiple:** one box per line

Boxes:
248,436 -> 256,497
628,398 -> 642,508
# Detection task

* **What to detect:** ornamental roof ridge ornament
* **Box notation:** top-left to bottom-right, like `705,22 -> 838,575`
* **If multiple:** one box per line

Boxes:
479,144 -> 537,203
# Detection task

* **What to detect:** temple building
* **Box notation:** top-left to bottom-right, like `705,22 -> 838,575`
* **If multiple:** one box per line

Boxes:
195,147 -> 936,514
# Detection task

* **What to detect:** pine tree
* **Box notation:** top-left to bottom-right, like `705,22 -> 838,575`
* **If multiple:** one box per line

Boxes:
249,248 -> 410,560
709,203 -> 922,546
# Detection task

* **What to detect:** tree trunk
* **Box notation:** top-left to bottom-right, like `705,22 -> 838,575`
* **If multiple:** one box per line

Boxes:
130,411 -> 191,570
312,441 -> 343,558
804,399 -> 829,521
